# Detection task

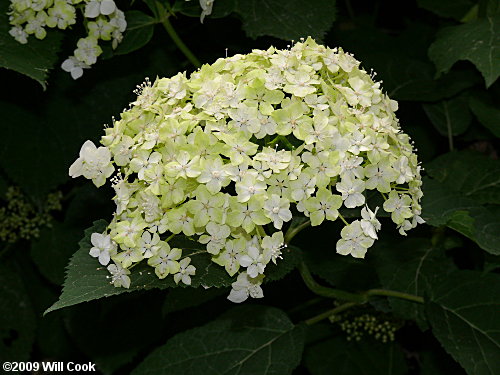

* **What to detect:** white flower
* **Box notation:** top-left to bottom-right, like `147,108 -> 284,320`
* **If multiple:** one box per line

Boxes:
199,0 -> 214,23
61,56 -> 90,80
360,205 -> 381,239
174,257 -> 196,285
227,272 -> 264,303
85,0 -> 116,18
239,241 -> 267,278
336,176 -> 365,208
263,194 -> 292,229
383,191 -> 413,225
199,222 -> 231,255
9,26 -> 28,44
261,232 -> 285,264
74,37 -> 102,66
107,262 -> 131,288
69,140 -> 114,187
89,232 -> 116,265
336,220 -> 374,258
136,231 -> 161,258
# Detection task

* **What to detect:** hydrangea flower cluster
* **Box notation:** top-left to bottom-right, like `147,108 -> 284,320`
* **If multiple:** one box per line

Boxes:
69,38 -> 424,303
8,0 -> 126,79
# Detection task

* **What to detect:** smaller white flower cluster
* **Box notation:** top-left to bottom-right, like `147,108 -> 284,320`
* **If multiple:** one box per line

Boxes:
8,0 -> 126,79
69,38 -> 424,303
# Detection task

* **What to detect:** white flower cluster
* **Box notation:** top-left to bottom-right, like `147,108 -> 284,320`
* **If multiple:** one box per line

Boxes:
8,0 -> 126,79
69,38 -> 424,302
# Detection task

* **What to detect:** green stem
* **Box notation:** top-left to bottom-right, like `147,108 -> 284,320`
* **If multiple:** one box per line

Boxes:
298,262 -> 367,303
364,289 -> 424,304
161,17 -> 201,68
266,135 -> 280,147
338,213 -> 349,226
284,220 -> 311,244
279,136 -> 295,150
305,302 -> 358,325
256,225 -> 267,238
298,262 -> 425,304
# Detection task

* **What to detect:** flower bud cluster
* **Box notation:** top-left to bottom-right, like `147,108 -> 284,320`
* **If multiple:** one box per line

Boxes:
69,38 -> 423,301
0,186 -> 62,243
331,313 -> 399,343
8,0 -> 126,79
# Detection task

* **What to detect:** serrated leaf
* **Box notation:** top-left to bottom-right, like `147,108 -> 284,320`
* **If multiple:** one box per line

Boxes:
0,45 -> 180,199
0,261 -> 36,362
304,336 -> 407,375
114,11 -> 156,56
45,220 -> 234,314
47,220 -> 301,313
422,176 -> 500,255
371,238 -> 455,329
234,0 -> 336,41
66,292 -> 165,375
264,245 -> 302,283
428,14 -> 500,87
423,95 -> 472,137
0,2 -> 63,89
421,177 -> 478,227
132,305 -> 305,375
426,271 -> 500,375
469,94 -> 500,137
333,24 -> 480,102
30,221 -> 82,285
425,151 -> 500,205
162,287 -> 227,315
302,228 -> 378,291
473,206 -> 500,255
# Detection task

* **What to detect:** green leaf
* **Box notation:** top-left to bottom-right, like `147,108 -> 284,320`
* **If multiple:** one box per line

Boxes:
0,1 -> 63,89
419,345 -> 468,375
425,151 -> 500,205
428,14 -> 500,87
417,0 -> 475,20
234,0 -> 336,41
264,245 -> 302,283
162,287 -> 227,315
473,206 -> 500,255
132,305 -> 305,375
47,216 -> 302,313
304,336 -> 407,375
302,224 -> 378,291
114,11 -> 156,56
30,221 -> 82,285
426,271 -> 500,375
0,261 -> 36,362
422,177 -> 500,255
333,24 -> 480,102
0,44 -> 180,199
469,94 -> 500,137
423,95 -> 472,137
66,293 -> 165,375
45,220 -> 234,314
421,178 -> 478,228
371,238 -> 455,329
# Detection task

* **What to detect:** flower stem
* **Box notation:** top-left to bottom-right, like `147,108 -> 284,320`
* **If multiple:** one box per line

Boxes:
305,302 -> 358,325
298,261 -> 425,304
364,288 -> 424,303
284,220 -> 311,244
161,17 -> 201,68
298,262 -> 367,303
338,213 -> 349,226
